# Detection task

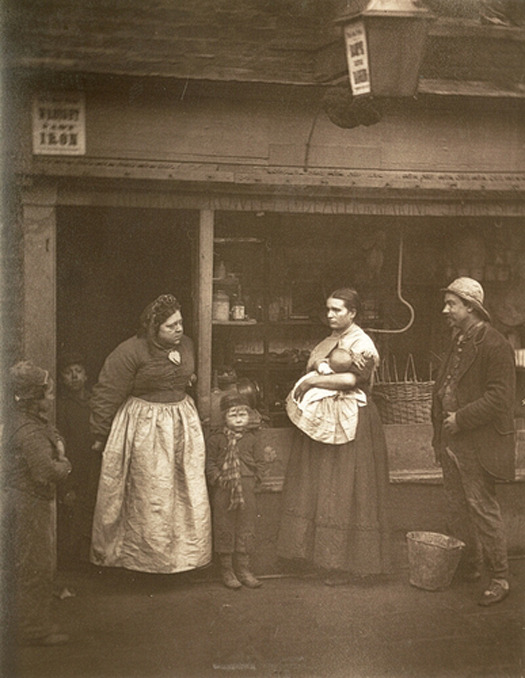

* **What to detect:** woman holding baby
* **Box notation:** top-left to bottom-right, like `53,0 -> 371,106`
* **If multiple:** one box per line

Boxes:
277,288 -> 391,585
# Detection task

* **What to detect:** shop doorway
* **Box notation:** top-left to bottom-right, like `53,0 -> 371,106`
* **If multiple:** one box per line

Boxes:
57,206 -> 197,383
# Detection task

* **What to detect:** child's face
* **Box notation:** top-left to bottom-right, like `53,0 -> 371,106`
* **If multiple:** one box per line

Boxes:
60,364 -> 87,392
225,406 -> 250,433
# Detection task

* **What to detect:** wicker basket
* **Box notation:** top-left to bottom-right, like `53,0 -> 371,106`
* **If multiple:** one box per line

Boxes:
373,355 -> 434,425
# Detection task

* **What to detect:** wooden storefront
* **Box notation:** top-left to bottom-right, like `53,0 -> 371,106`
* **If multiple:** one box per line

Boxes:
5,5 -> 525,568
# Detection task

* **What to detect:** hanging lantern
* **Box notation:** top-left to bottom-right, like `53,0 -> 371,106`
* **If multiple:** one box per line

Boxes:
336,0 -> 433,98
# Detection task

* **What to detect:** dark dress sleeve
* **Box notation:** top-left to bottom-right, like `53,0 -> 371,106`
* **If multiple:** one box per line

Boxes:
348,354 -> 377,386
90,339 -> 138,442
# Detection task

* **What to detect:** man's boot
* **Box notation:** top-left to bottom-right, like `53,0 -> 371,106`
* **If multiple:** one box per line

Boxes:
219,554 -> 242,589
235,553 -> 262,588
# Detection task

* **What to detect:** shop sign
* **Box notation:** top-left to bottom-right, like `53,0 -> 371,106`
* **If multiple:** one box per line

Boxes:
32,92 -> 86,155
343,21 -> 371,97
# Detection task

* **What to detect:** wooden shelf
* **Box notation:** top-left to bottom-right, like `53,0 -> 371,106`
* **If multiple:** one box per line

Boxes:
213,319 -> 319,327
212,320 -> 258,326
211,234 -> 313,421
267,363 -> 305,370
214,237 -> 265,244
213,277 -> 239,285
235,362 -> 305,371
267,319 -> 319,326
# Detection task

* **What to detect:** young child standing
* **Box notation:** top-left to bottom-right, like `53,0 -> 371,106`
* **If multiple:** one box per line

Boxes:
4,361 -> 72,645
56,352 -> 98,566
206,393 -> 267,589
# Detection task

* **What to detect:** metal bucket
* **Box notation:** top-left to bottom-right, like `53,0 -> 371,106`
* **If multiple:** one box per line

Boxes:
406,531 -> 465,591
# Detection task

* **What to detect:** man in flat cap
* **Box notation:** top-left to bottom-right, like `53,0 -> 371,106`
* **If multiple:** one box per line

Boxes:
432,277 -> 516,606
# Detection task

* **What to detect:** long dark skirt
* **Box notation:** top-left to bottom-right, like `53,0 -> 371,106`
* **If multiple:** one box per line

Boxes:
7,489 -> 56,642
277,402 -> 391,574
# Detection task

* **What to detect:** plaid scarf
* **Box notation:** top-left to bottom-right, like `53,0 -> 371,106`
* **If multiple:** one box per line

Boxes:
219,428 -> 245,511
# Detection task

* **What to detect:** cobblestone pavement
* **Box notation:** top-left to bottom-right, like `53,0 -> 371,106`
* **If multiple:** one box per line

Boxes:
10,558 -> 525,678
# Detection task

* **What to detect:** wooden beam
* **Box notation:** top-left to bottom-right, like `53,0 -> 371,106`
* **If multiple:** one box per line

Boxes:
34,159 -> 525,196
419,78 -> 525,98
20,184 -> 57,375
51,181 -> 525,217
196,209 -> 214,422
428,18 -> 525,41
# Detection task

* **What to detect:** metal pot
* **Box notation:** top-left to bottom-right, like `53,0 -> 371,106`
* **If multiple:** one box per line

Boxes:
236,377 -> 261,409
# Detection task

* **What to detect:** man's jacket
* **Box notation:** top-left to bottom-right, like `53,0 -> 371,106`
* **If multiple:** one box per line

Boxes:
432,323 -> 516,481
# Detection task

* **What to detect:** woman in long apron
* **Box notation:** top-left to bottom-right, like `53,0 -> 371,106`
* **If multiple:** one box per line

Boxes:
90,294 -> 212,573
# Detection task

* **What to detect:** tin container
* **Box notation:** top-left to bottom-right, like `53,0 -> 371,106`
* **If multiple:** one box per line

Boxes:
231,300 -> 245,321
212,290 -> 230,322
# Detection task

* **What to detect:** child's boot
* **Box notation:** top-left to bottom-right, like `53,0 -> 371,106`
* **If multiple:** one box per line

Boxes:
235,553 -> 262,588
219,554 -> 242,589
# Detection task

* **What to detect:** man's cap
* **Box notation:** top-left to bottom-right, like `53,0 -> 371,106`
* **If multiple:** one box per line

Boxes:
9,360 -> 49,401
442,277 -> 491,321
220,392 -> 251,413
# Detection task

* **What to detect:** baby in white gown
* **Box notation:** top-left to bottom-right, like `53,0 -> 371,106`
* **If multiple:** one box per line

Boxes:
286,347 -> 367,444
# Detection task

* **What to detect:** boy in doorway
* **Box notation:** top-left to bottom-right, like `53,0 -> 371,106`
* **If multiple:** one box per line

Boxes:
56,353 -> 99,567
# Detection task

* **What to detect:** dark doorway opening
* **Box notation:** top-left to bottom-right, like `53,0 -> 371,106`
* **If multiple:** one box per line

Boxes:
57,206 -> 197,383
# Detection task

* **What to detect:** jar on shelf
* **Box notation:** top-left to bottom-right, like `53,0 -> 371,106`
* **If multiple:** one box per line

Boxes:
231,294 -> 245,321
212,290 -> 230,322
214,259 -> 226,279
